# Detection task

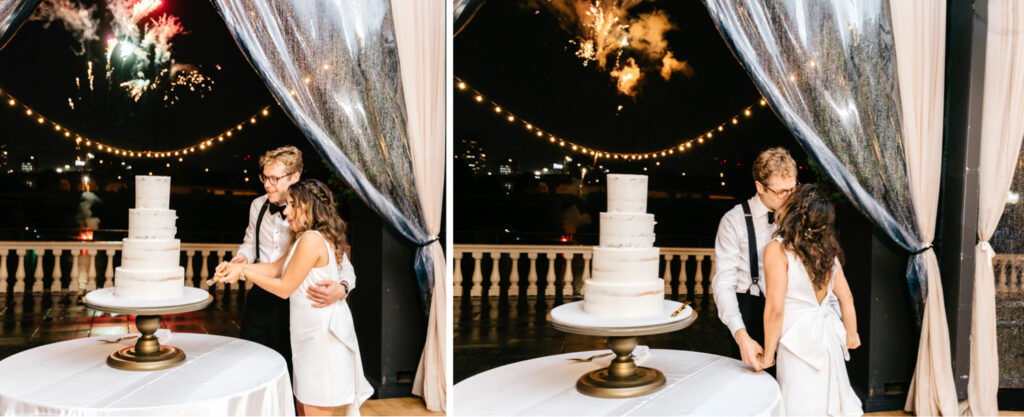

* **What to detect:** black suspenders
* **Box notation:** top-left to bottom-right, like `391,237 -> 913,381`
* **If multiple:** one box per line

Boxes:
253,200 -> 270,263
740,201 -> 760,295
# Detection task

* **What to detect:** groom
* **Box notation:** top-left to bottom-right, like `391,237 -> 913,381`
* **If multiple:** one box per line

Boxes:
231,146 -> 349,373
712,147 -> 797,372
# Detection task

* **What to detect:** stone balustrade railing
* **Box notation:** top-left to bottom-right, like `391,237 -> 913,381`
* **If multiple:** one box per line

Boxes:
4,242 -> 1023,297
453,244 -> 1024,299
453,244 -> 717,299
0,241 -> 251,294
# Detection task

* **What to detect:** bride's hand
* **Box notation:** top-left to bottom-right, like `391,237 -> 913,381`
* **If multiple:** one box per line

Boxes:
215,262 -> 230,276
758,353 -> 775,369
846,332 -> 861,350
217,264 -> 243,284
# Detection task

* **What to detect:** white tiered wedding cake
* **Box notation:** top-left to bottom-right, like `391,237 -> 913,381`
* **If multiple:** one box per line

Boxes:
113,176 -> 185,300
583,174 -> 664,318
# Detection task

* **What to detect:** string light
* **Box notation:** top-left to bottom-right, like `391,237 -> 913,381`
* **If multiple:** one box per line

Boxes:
455,76 -> 764,160
1,87 -> 273,160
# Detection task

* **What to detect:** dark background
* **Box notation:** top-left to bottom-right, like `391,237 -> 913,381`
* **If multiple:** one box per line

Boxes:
0,0 -> 352,243
453,0 -> 821,246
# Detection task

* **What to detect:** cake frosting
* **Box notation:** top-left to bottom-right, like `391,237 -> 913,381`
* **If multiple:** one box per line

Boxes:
583,174 -> 664,317
114,176 -> 184,299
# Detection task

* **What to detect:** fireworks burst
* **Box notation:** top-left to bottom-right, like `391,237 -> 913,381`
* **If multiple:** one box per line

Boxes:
32,0 -> 212,106
533,0 -> 693,97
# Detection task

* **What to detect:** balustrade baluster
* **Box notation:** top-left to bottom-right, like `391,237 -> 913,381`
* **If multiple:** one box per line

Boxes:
453,252 -> 464,296
694,255 -> 705,295
545,252 -> 557,297
489,252 -> 502,298
84,249 -> 98,292
663,254 -> 675,298
527,252 -> 539,296
562,253 -> 574,297
69,251 -> 80,293
13,249 -> 25,293
187,251 -> 199,289
199,251 -> 213,291
32,249 -> 45,293
103,249 -> 115,288
509,253 -> 521,297
470,252 -> 483,297
0,250 -> 7,294
50,249 -> 62,293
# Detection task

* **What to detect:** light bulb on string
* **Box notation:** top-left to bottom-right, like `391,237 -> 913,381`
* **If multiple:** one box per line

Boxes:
744,109 -> 752,117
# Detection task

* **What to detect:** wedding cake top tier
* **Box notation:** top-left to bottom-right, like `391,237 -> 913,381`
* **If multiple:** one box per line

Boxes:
135,175 -> 171,209
606,174 -> 648,213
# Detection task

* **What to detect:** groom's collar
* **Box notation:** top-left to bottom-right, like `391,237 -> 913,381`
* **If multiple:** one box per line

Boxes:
747,194 -> 771,220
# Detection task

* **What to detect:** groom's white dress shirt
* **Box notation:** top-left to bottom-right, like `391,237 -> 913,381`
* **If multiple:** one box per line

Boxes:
237,194 -> 293,264
712,194 -> 775,336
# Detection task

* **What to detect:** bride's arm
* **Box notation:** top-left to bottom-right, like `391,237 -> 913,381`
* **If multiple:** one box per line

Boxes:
241,256 -> 286,278
832,264 -> 860,349
761,241 -> 788,365
241,234 -> 324,299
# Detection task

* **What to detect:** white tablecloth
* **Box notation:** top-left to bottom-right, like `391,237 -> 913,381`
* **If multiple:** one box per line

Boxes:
0,333 -> 295,416
454,349 -> 781,416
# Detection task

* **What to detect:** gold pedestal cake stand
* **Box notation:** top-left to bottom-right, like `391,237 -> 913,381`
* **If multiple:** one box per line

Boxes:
549,300 -> 697,399
82,287 -> 212,371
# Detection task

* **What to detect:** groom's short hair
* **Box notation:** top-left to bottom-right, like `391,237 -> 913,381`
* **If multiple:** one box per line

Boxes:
752,147 -> 796,184
260,146 -> 304,174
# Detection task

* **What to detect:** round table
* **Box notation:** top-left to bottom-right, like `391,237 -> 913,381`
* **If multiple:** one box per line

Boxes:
454,349 -> 781,416
0,333 -> 294,416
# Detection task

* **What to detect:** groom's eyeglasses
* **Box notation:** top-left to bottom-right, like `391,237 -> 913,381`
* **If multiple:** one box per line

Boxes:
762,181 -> 799,198
259,172 -> 294,185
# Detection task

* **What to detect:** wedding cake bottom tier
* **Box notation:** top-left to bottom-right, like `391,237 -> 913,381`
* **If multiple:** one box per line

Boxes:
591,247 -> 660,282
114,266 -> 185,300
582,278 -> 664,318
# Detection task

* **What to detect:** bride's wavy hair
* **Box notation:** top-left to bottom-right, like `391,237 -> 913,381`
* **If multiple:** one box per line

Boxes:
287,179 -> 350,260
773,184 -> 843,289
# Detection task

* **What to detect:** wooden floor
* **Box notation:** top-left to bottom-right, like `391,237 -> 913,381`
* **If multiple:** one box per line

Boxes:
357,397 -> 445,416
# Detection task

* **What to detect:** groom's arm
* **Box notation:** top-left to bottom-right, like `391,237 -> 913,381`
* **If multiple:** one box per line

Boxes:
307,253 -> 356,308
712,213 -> 745,336
234,198 -> 261,263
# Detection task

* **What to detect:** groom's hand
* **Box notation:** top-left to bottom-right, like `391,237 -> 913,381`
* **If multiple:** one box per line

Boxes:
230,254 -> 248,264
307,281 -> 348,308
734,328 -> 765,371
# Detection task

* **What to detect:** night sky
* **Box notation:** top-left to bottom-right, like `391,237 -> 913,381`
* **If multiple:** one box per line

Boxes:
0,0 -> 338,241
0,0 -> 325,179
454,1 -> 808,180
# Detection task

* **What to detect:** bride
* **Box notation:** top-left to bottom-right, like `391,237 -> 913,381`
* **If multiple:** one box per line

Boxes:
759,184 -> 862,416
215,179 -> 373,416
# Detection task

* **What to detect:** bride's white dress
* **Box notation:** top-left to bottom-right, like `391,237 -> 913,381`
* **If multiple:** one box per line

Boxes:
284,231 -> 374,413
774,237 -> 862,416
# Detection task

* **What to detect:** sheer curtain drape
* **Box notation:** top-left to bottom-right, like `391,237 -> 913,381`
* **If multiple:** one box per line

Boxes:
889,1 -> 958,415
391,0 -> 447,412
210,0 -> 439,306
0,0 -> 39,51
969,1 -> 1024,415
703,1 -> 957,414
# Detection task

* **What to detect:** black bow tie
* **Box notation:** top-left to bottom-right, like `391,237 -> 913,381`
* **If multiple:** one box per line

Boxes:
268,203 -> 286,217
767,211 -> 775,225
